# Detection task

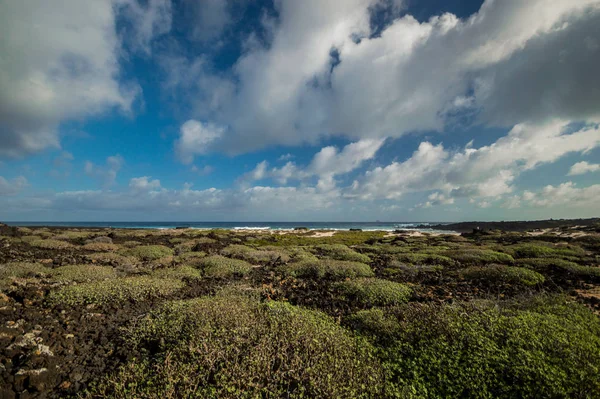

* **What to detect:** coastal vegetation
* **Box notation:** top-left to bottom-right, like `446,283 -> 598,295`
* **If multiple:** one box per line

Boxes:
1,224 -> 599,397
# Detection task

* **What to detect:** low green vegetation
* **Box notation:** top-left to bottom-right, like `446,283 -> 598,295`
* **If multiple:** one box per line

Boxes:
86,293 -> 383,398
348,295 -> 600,398
311,243 -> 371,263
29,239 -> 74,249
82,242 -> 120,252
124,245 -> 174,261
47,277 -> 184,306
508,243 -> 586,259
199,255 -> 253,278
0,262 -> 50,279
280,259 -> 374,280
220,244 -> 291,263
516,258 -> 600,279
393,252 -> 455,266
50,265 -> 118,283
151,265 -> 203,281
461,265 -> 545,286
444,248 -> 515,265
334,278 -> 412,306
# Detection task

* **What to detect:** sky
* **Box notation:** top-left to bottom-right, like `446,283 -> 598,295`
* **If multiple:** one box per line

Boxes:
0,0 -> 599,222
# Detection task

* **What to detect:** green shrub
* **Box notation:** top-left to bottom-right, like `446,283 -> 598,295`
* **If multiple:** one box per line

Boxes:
383,261 -> 443,277
0,262 -> 50,279
221,244 -> 291,263
334,278 -> 412,306
47,277 -> 184,306
444,249 -> 514,265
85,252 -> 137,266
281,259 -> 374,280
50,265 -> 117,283
175,251 -> 207,265
82,242 -> 120,252
311,244 -> 371,263
508,243 -> 585,259
394,253 -> 454,267
199,255 -> 253,278
461,265 -> 545,286
20,235 -> 42,244
29,239 -> 74,249
151,266 -> 202,281
516,258 -> 600,279
350,296 -> 600,398
86,295 -> 383,398
125,245 -> 174,261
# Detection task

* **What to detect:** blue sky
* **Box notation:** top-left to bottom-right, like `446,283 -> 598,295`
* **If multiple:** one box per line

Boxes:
0,0 -> 599,222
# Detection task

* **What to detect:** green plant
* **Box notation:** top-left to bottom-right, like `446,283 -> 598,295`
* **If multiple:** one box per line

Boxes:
516,258 -> 600,279
508,243 -> 586,259
220,244 -> 291,263
82,242 -> 120,252
334,278 -> 412,306
47,277 -> 184,306
393,252 -> 455,267
349,295 -> 600,398
444,249 -> 514,265
461,265 -> 545,286
311,244 -> 371,263
151,266 -> 202,281
86,295 -> 383,398
199,255 -> 253,278
125,245 -> 174,261
280,259 -> 374,280
0,262 -> 50,279
29,239 -> 74,249
50,265 -> 117,283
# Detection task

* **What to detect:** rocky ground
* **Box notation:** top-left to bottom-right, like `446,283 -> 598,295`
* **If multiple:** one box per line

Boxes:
1,223 -> 599,398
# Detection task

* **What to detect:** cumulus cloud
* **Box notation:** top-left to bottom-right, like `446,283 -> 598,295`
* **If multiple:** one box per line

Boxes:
0,0 -> 173,158
568,161 -> 600,176
129,176 -> 161,192
351,120 -> 600,201
171,0 -> 600,153
117,0 -> 172,54
241,139 -> 384,185
522,182 -> 600,208
175,120 -> 225,164
0,176 -> 28,196
85,155 -> 125,188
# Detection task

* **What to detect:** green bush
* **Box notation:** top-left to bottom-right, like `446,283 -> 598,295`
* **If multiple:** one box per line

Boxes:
50,265 -> 117,283
281,259 -> 374,280
349,296 -> 600,398
221,244 -> 291,263
47,277 -> 184,306
311,244 -> 371,263
199,255 -> 253,278
508,243 -> 585,259
86,295 -> 383,398
461,265 -> 545,286
125,245 -> 174,261
383,261 -> 443,277
334,278 -> 412,306
394,253 -> 455,267
20,235 -> 42,244
151,266 -> 202,281
516,258 -> 600,279
0,262 -> 50,279
444,249 -> 514,265
82,242 -> 120,252
29,239 -> 74,249
85,252 -> 137,266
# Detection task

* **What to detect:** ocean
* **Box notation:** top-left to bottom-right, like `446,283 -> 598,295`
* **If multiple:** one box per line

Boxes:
5,221 -> 452,233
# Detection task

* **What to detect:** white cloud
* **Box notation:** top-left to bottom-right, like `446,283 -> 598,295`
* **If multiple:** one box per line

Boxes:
117,0 -> 172,54
85,155 -> 125,188
171,0 -> 600,153
241,139 -> 384,185
522,182 -> 600,208
351,120 -> 600,201
129,176 -> 161,192
0,176 -> 28,196
175,120 -> 225,164
568,161 -> 600,176
0,0 -> 174,158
